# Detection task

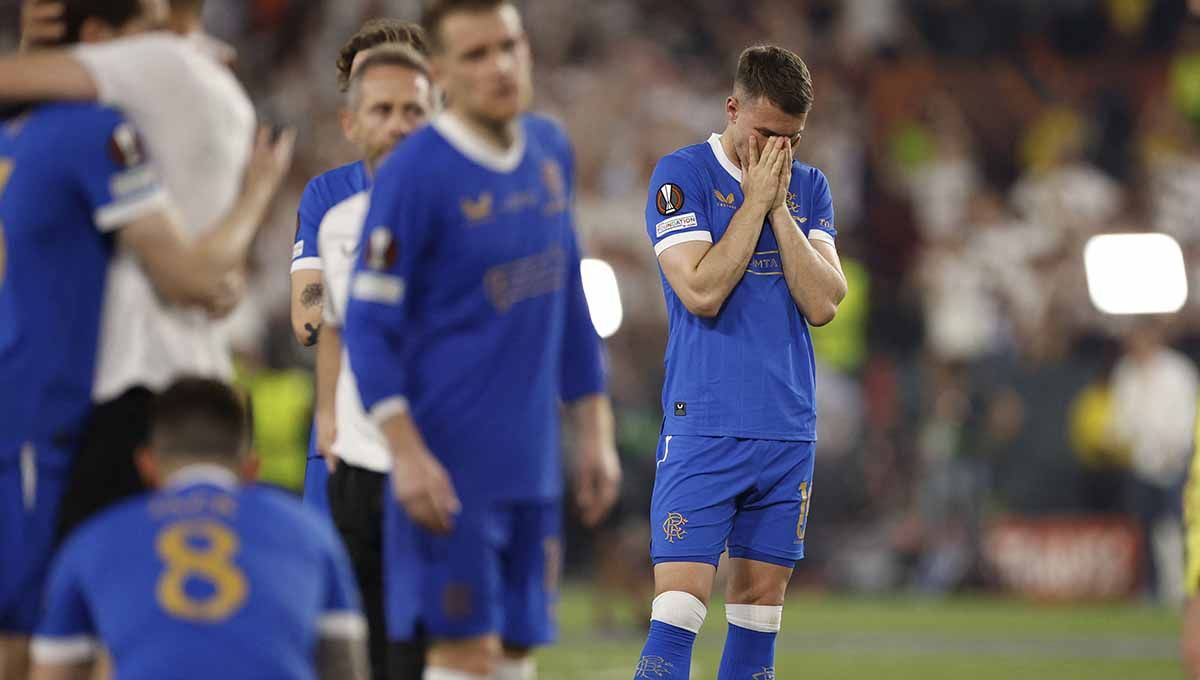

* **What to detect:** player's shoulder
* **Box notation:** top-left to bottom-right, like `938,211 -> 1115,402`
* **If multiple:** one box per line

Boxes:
790,160 -> 828,188
241,484 -> 341,549
17,102 -> 126,139
521,113 -> 570,148
57,493 -> 150,562
303,161 -> 367,206
652,139 -> 715,183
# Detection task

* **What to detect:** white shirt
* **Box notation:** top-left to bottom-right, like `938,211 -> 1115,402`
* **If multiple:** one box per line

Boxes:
1110,347 -> 1199,486
74,33 -> 257,401
318,191 -> 391,473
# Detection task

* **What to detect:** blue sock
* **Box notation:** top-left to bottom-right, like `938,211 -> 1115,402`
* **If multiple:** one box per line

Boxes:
634,620 -> 697,679
717,605 -> 781,680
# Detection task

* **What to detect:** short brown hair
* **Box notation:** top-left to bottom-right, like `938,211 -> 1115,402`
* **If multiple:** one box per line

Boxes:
337,19 -> 428,92
150,378 -> 250,461
420,0 -> 510,53
735,45 -> 814,116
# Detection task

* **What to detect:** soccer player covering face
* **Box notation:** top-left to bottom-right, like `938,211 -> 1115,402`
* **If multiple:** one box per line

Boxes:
29,379 -> 368,680
633,46 -> 847,680
313,46 -> 433,680
289,18 -> 429,519
341,1 -> 621,678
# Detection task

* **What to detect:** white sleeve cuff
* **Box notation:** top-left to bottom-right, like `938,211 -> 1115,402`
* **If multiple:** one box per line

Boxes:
30,636 -> 98,664
808,230 -> 835,246
654,230 -> 713,257
94,190 -> 170,231
291,257 -> 324,273
318,611 -> 367,639
369,396 -> 410,426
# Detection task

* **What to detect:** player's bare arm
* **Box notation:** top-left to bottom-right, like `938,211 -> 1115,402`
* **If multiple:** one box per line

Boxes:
768,140 -> 847,326
566,394 -> 621,527
658,136 -> 786,318
379,411 -> 461,534
29,658 -> 93,680
119,127 -> 295,315
291,271 -> 324,346
0,50 -> 97,101
314,323 -> 341,471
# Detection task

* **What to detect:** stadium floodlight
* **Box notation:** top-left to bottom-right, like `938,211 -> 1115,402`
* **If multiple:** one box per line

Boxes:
1084,233 -> 1188,315
580,258 -> 623,338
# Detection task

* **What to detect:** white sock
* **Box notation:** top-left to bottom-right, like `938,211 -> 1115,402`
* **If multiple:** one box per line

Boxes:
424,668 -> 488,680
491,656 -> 536,680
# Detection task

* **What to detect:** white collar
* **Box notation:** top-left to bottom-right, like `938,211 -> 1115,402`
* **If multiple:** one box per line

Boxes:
166,463 -> 239,490
708,133 -> 742,183
433,112 -> 525,174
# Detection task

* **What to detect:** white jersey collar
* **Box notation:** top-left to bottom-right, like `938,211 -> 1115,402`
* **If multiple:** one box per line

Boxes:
433,112 -> 525,174
708,133 -> 742,183
166,463 -> 239,490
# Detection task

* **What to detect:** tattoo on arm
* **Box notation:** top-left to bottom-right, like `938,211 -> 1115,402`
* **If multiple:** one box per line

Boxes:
304,322 -> 321,347
301,282 -> 324,308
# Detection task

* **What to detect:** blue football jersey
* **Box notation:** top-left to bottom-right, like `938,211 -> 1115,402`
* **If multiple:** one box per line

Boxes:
343,113 -> 606,502
645,134 -> 836,441
33,467 -> 363,680
292,160 -> 369,272
0,104 -> 166,457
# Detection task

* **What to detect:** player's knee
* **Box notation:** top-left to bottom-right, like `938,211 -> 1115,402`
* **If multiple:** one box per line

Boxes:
726,604 -> 783,634
726,578 -> 787,605
650,590 -> 707,634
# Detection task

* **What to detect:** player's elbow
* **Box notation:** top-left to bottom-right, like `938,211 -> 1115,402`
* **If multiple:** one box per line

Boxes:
806,302 -> 838,327
682,291 -> 722,319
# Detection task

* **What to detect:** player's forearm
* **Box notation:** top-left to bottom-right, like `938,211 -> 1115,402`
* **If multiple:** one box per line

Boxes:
378,407 -> 433,465
566,393 -> 615,448
687,203 -> 768,314
315,324 -> 342,425
770,207 -> 846,326
30,661 -> 94,680
0,52 -> 97,101
194,179 -> 277,276
291,271 -> 324,346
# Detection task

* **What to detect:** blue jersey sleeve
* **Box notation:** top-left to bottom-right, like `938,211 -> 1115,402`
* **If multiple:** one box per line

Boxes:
72,111 -> 168,232
32,543 -> 97,663
804,167 -> 836,245
343,156 -> 433,423
292,177 -> 326,272
645,154 -> 713,257
560,226 -> 607,402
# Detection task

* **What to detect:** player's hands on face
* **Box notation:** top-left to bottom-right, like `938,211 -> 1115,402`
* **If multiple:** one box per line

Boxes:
391,447 -> 461,534
244,126 -> 297,199
739,136 -> 786,214
771,139 -> 794,214
19,1 -> 65,51
574,436 -> 622,528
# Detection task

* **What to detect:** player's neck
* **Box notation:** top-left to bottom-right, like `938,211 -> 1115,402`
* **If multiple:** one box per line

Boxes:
718,128 -> 741,171
447,108 -> 519,151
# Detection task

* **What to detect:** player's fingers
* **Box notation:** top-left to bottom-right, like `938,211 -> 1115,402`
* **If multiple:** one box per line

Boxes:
272,127 -> 298,163
748,135 -> 759,167
324,454 -> 337,474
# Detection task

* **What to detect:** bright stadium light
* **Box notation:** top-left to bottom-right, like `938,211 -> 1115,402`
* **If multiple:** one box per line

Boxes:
580,258 -> 623,338
1084,233 -> 1188,315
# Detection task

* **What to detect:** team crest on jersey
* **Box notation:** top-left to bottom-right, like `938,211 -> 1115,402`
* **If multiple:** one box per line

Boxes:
662,512 -> 688,543
786,191 -> 801,214
365,226 -> 397,271
107,122 -> 146,168
656,183 -> 684,216
753,667 -> 776,680
635,655 -> 674,678
713,189 -> 736,208
461,192 -> 494,223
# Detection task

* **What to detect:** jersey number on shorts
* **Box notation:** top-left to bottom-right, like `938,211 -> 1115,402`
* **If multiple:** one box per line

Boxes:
0,158 -> 11,288
796,481 -> 811,542
155,520 -> 249,622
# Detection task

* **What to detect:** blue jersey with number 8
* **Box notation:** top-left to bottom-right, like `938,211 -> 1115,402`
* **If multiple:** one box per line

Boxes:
33,472 -> 362,680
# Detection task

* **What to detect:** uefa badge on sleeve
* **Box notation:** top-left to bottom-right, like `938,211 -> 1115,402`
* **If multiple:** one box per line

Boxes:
656,183 -> 684,216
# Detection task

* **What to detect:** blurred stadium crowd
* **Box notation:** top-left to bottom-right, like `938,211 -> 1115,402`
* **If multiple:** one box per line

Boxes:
5,0 -> 1200,602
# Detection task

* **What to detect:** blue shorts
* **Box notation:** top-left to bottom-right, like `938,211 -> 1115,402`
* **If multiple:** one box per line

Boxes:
302,423 -> 330,514
0,443 -> 71,634
650,435 -> 815,568
384,489 -> 560,647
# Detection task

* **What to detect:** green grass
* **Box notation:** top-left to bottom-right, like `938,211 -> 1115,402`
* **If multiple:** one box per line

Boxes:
540,585 -> 1184,679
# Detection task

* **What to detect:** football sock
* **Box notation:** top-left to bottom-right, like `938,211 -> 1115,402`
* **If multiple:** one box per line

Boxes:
717,604 -> 782,680
633,591 -> 706,678
491,656 -> 536,680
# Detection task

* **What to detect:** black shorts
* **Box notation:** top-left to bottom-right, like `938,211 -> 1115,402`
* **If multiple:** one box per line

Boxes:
328,463 -> 426,680
55,386 -> 154,543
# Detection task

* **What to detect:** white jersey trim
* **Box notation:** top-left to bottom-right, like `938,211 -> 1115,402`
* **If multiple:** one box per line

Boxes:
318,611 -> 368,639
94,189 -> 170,231
433,112 -> 525,174
369,396 -> 410,426
808,229 -> 836,246
291,257 -> 324,273
708,133 -> 742,184
30,636 -> 98,664
654,230 -> 713,257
